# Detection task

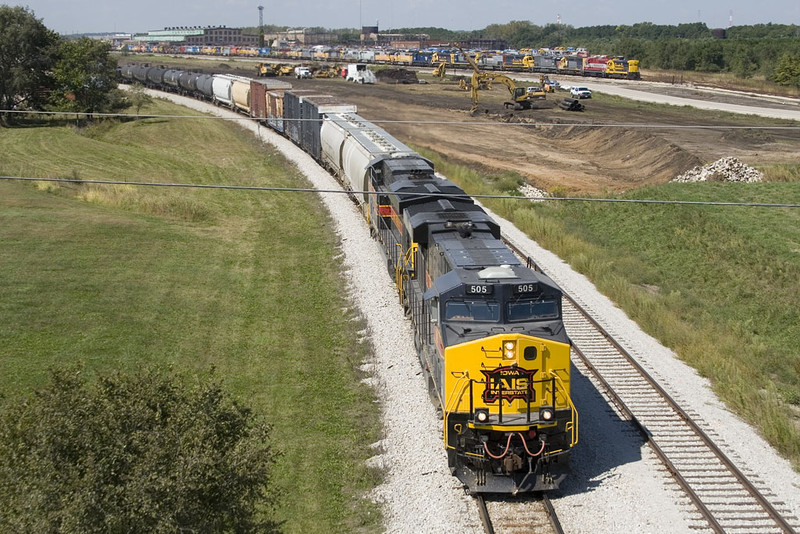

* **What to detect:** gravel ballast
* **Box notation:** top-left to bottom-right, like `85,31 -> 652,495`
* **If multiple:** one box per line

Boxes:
144,89 -> 800,532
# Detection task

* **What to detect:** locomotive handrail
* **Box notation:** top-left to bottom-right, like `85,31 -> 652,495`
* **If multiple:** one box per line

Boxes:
549,371 -> 578,447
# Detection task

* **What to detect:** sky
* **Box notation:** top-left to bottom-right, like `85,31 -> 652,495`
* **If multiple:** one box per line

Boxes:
6,0 -> 800,36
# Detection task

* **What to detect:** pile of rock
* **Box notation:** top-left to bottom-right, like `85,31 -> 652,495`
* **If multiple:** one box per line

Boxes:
519,183 -> 548,200
672,157 -> 763,183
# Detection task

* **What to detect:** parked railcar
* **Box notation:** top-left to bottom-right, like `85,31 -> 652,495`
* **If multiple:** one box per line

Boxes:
163,69 -> 182,90
196,74 -> 215,100
178,71 -> 200,94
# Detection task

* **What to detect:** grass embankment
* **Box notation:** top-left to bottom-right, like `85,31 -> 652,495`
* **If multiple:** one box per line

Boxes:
644,68 -> 800,99
416,146 -> 800,468
0,100 -> 382,532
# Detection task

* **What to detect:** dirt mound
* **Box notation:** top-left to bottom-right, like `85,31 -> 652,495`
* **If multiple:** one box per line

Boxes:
376,68 -> 418,84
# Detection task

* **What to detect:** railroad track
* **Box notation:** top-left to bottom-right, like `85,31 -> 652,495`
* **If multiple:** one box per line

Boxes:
498,237 -> 800,533
560,296 -> 799,533
476,494 -> 563,534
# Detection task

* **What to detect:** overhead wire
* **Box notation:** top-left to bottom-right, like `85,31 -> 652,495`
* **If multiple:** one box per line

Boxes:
2,109 -> 800,130
3,83 -> 798,209
2,176 -> 799,209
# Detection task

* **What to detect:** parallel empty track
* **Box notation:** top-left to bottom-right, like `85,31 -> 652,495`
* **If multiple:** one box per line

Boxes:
562,294 -> 799,533
498,237 -> 800,533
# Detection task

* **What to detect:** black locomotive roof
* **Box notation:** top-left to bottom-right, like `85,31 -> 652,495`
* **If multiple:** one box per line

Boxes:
400,197 -> 501,245
435,230 -> 521,268
375,155 -> 434,179
387,177 -> 471,212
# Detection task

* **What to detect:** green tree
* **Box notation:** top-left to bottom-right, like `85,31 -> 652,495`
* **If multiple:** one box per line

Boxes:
774,52 -> 800,87
694,40 -> 724,72
0,6 -> 58,122
0,365 -> 280,534
50,36 -> 119,114
728,44 -> 758,78
126,83 -> 153,116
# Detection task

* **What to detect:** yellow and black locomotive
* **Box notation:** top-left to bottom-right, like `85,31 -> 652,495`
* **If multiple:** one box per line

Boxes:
322,113 -> 578,493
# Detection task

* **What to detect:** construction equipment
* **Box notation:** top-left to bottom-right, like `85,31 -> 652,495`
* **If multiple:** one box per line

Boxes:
274,64 -> 294,76
255,63 -> 294,77
313,64 -> 342,78
255,62 -> 274,77
539,74 -> 556,93
455,43 -> 546,113
432,61 -> 447,78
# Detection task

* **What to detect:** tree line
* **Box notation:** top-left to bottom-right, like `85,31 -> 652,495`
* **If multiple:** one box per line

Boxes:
0,6 -> 120,123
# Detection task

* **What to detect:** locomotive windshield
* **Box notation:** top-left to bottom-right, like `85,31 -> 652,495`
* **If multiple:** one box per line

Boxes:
507,299 -> 559,322
445,300 -> 500,322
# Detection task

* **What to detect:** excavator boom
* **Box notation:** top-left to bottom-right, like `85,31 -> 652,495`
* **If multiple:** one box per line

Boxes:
456,43 -> 545,113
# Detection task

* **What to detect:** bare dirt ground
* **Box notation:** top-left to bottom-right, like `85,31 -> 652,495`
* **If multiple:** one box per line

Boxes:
131,56 -> 800,194
283,74 -> 800,193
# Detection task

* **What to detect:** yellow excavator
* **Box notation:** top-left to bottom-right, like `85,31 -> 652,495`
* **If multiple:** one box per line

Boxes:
455,44 -> 546,113
432,61 -> 447,78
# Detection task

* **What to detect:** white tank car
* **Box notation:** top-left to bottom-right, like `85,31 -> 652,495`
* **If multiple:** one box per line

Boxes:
319,113 -> 418,203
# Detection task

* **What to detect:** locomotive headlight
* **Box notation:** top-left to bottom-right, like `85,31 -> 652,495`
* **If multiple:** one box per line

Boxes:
474,408 -> 490,424
504,341 -> 516,359
539,407 -> 555,422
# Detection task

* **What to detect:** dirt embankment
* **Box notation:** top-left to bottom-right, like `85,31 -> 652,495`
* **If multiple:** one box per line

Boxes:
288,78 -> 706,193
133,58 -> 798,194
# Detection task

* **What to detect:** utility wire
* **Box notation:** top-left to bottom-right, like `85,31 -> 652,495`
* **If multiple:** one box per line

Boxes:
3,109 -> 799,129
3,176 -> 799,208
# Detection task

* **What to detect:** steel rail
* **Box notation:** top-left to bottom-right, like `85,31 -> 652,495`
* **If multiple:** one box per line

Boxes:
541,494 -> 565,534
476,495 -> 495,534
506,241 -> 797,533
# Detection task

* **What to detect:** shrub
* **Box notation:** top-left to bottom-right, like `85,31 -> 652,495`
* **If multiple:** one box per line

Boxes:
0,365 -> 280,533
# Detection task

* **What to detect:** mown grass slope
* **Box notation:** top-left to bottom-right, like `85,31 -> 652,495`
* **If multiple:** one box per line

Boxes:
418,146 -> 800,469
0,100 -> 382,532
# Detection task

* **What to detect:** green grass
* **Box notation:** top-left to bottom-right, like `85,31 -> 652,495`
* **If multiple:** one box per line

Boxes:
644,68 -> 800,99
417,146 -> 800,468
0,101 -> 383,532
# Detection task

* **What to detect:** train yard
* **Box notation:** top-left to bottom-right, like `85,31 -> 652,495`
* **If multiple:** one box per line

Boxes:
113,56 -> 800,531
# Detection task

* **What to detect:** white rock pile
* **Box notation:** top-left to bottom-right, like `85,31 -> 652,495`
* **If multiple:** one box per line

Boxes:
518,183 -> 548,199
672,156 -> 763,183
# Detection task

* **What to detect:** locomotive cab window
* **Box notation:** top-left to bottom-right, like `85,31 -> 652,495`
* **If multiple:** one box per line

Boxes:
507,299 -> 559,322
430,298 -> 439,325
445,300 -> 499,322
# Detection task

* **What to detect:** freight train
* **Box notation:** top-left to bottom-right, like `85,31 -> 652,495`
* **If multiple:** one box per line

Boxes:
125,43 -> 641,79
119,64 -> 578,494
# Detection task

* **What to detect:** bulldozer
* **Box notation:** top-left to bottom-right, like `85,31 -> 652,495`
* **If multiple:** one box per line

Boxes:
313,64 -> 343,78
255,62 -> 274,77
256,63 -> 294,77
455,44 -> 546,113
